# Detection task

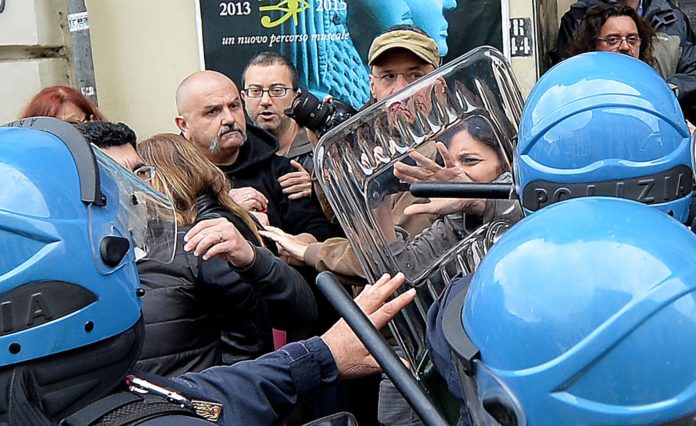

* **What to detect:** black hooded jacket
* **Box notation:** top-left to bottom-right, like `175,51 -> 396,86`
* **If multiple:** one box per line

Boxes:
218,125 -> 342,241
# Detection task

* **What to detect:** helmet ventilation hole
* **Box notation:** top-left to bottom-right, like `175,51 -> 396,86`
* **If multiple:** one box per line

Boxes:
84,321 -> 94,332
8,343 -> 21,354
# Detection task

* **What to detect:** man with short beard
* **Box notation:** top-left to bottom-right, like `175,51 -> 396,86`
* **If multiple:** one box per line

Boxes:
258,27 -> 443,426
175,70 -> 341,243
261,25 -> 444,280
242,52 -> 315,201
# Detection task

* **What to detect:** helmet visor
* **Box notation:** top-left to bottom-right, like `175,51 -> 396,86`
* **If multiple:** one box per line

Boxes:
457,359 -> 527,426
443,285 -> 526,426
90,146 -> 176,266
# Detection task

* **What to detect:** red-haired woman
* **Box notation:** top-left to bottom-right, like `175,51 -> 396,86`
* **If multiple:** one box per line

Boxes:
19,85 -> 106,122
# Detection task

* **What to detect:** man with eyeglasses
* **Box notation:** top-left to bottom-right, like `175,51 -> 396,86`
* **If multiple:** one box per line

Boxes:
279,26 -> 443,284
268,25 -> 444,426
73,120 -> 156,182
555,0 -> 696,123
242,52 -> 315,202
368,25 -> 439,108
564,4 -> 658,64
174,69 -> 342,252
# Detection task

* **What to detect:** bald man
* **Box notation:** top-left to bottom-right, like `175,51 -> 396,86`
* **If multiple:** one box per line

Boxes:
175,71 -> 248,165
175,70 -> 341,243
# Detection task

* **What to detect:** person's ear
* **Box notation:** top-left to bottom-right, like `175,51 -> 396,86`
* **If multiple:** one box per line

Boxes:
435,76 -> 447,93
175,115 -> 191,141
369,74 -> 377,100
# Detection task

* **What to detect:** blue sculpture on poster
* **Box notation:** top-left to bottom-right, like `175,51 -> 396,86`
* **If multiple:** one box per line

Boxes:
272,0 -> 457,108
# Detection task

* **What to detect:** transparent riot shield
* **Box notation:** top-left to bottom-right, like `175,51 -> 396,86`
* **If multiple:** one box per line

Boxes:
315,46 -> 524,407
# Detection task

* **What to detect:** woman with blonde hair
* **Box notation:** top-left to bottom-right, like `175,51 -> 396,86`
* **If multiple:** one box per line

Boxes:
135,133 -> 316,377
140,132 -> 260,241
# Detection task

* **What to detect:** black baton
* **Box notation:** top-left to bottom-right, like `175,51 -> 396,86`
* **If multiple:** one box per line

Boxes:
410,182 -> 513,199
316,272 -> 449,426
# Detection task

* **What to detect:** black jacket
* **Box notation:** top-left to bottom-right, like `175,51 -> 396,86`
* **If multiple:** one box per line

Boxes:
556,0 -> 696,122
219,125 -> 342,241
135,195 -> 317,377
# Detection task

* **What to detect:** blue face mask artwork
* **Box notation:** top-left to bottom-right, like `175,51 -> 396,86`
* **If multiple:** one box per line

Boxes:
403,0 -> 457,56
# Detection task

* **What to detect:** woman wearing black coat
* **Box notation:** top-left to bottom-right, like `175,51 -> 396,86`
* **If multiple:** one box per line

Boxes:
134,133 -> 316,377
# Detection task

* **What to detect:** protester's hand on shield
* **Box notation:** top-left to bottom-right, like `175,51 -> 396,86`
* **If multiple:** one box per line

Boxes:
396,141 -> 486,216
278,160 -> 312,200
321,273 -> 416,378
394,142 -> 469,184
258,225 -> 309,265
184,217 -> 255,267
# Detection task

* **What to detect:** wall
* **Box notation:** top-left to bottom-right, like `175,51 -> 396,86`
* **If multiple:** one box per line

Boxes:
85,0 -> 200,139
0,0 -> 70,124
557,0 -> 574,22
1,1 -> 579,133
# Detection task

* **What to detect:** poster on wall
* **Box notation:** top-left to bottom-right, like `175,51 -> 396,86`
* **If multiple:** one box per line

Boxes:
196,0 -> 502,109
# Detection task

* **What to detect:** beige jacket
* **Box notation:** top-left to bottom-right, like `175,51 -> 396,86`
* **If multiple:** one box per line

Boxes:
304,191 -> 438,283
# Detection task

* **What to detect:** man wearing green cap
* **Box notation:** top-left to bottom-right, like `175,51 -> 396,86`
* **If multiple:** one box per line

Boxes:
367,25 -> 441,104
262,24 -> 442,284
260,25 -> 442,425
363,25 -> 444,425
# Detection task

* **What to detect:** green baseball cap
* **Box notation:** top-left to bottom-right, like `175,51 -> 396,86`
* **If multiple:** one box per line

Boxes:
368,29 -> 441,68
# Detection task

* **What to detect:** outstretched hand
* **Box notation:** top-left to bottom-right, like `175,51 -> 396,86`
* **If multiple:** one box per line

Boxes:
404,197 -> 485,217
258,225 -> 310,264
278,160 -> 312,200
184,217 -> 255,267
228,186 -> 269,212
395,142 -> 486,216
394,142 -> 471,184
321,273 -> 416,378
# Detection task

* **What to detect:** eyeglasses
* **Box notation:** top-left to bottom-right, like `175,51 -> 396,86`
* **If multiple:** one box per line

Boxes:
371,70 -> 428,87
243,87 -> 295,98
133,165 -> 156,182
597,35 -> 641,48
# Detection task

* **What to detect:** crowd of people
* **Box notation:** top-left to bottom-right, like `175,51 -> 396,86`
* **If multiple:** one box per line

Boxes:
3,0 -> 696,424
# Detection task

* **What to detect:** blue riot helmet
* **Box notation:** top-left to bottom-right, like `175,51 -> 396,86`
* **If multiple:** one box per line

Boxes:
0,118 -> 176,422
443,197 -> 696,425
515,52 -> 694,221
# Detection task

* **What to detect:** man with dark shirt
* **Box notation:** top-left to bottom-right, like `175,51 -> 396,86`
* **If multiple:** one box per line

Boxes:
174,70 -> 341,243
174,76 -> 345,426
242,52 -> 315,201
